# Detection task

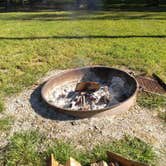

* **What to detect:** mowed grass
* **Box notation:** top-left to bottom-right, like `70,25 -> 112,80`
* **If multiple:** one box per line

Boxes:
0,11 -> 166,99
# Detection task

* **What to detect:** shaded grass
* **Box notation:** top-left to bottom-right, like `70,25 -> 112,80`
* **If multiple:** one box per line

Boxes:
1,131 -> 156,166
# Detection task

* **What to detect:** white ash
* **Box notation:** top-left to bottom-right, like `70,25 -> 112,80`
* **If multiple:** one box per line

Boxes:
46,77 -> 127,111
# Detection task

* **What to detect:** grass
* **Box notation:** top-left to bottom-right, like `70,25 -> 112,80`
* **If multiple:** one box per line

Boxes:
0,11 -> 166,100
0,117 -> 13,132
86,135 -> 156,165
137,92 -> 166,109
0,10 -> 165,165
46,141 -> 77,164
1,131 -> 45,166
0,131 -> 156,166
0,100 -> 4,113
137,92 -> 166,121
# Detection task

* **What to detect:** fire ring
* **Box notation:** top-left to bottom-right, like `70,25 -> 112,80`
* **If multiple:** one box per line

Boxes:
41,66 -> 138,118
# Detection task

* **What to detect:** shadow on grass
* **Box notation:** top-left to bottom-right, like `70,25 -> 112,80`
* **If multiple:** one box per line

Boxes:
30,83 -> 78,121
0,35 -> 166,40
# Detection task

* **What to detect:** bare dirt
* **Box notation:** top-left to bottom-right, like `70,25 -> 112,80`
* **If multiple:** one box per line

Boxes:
0,70 -> 166,165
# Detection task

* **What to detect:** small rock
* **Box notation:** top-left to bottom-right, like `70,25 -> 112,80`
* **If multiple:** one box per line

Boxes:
71,121 -> 77,126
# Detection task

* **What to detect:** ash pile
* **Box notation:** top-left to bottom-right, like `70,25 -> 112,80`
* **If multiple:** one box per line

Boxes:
47,77 -> 128,111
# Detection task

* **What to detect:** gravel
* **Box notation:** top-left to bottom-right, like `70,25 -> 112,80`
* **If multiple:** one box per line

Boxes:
0,70 -> 165,165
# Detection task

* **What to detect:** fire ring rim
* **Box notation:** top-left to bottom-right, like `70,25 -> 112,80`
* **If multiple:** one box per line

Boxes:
41,66 -> 138,115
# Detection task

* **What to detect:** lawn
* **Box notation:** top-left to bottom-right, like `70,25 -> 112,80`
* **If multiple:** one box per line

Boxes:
0,10 -> 166,165
0,11 -> 166,99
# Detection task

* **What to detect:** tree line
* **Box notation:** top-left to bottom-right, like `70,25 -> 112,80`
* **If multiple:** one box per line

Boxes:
0,0 -> 165,10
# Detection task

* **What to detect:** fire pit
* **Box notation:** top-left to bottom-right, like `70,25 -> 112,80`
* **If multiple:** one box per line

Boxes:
41,66 -> 138,118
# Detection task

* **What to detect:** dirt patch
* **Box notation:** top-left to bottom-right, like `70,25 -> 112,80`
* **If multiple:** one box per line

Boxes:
1,70 -> 166,165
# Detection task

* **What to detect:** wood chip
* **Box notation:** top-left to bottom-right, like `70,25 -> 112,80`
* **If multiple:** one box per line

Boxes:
107,151 -> 148,166
65,157 -> 82,166
90,163 -> 98,166
50,154 -> 59,166
97,161 -> 108,166
75,82 -> 100,92
109,162 -> 115,166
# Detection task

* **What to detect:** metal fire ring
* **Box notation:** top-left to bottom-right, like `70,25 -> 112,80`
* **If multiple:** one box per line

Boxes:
41,66 -> 138,118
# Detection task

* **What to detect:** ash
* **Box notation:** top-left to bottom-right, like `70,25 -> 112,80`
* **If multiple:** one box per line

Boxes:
47,77 -> 127,111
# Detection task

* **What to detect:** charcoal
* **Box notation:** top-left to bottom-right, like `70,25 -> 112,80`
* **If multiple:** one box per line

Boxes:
67,91 -> 76,98
75,96 -> 82,105
98,96 -> 110,105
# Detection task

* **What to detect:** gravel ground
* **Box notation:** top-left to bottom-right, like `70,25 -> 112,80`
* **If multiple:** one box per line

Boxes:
0,70 -> 166,165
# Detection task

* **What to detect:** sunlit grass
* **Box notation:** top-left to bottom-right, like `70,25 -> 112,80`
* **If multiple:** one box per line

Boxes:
0,11 -> 165,107
137,92 -> 166,121
0,131 -> 156,166
0,116 -> 13,132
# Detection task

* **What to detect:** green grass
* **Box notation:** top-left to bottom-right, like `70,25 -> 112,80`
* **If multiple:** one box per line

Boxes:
0,11 -> 164,165
137,92 -> 166,109
1,131 -> 45,166
0,117 -> 13,132
0,100 -> 4,113
46,141 -> 77,164
0,11 -> 166,100
137,92 -> 166,121
0,131 -> 156,166
86,135 -> 156,165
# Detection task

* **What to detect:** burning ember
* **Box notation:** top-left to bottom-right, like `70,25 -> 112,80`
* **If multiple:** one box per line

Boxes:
47,76 -> 127,111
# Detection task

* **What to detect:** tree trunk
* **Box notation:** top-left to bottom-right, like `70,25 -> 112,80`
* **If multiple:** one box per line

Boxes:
6,0 -> 10,8
21,0 -> 24,6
